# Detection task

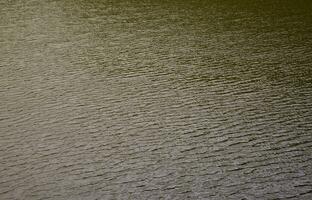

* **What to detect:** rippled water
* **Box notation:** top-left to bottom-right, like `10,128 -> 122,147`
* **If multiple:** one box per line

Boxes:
1,0 -> 312,199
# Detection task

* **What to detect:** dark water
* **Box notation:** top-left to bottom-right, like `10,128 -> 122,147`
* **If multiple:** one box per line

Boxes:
1,0 -> 312,199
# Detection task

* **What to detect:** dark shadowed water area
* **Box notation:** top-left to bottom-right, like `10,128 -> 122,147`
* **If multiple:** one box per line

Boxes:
1,0 -> 312,199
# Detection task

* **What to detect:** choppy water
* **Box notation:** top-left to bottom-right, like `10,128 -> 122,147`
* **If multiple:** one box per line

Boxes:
1,0 -> 312,199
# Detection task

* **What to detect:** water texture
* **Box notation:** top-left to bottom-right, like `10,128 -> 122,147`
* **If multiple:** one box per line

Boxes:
0,0 -> 312,199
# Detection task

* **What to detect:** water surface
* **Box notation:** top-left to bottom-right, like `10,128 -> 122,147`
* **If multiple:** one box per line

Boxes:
1,0 -> 312,199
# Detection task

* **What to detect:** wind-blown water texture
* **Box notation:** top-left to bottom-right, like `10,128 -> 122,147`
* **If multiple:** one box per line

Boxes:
0,0 -> 312,199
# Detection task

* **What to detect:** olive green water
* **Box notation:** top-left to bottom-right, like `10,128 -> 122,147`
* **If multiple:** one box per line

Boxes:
1,0 -> 312,199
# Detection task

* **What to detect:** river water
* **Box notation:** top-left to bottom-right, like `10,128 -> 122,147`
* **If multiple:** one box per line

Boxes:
0,0 -> 312,199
